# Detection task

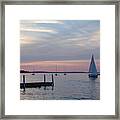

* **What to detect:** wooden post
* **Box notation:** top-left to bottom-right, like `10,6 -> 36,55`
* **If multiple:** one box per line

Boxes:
23,75 -> 26,91
52,74 -> 54,86
52,86 -> 54,91
43,74 -> 46,90
44,74 -> 46,83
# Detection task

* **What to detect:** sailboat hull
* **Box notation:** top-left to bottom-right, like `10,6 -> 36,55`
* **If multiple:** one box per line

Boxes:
89,74 -> 98,78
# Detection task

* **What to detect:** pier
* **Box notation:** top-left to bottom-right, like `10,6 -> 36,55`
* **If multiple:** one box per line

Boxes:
20,74 -> 54,89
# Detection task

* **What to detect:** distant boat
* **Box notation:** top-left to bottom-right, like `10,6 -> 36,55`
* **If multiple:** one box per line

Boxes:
32,66 -> 35,75
63,66 -> 67,75
88,54 -> 98,78
64,73 -> 67,75
55,73 -> 57,76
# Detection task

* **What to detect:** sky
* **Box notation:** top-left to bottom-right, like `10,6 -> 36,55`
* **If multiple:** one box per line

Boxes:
20,20 -> 100,72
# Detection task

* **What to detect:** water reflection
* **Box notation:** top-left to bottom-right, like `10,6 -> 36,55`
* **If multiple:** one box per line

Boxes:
20,73 -> 100,100
89,77 -> 97,80
89,77 -> 99,100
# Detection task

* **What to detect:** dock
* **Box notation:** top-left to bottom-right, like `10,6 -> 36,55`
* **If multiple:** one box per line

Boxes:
20,82 -> 54,89
20,74 -> 54,90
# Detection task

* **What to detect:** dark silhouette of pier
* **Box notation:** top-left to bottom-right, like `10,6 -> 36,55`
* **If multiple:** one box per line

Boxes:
20,74 -> 54,91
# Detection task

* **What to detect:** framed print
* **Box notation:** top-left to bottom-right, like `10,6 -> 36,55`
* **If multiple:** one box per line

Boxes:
0,0 -> 119,119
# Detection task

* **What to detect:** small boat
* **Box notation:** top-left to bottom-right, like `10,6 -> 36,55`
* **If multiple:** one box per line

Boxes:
64,73 -> 66,75
32,66 -> 35,75
63,66 -> 67,75
88,54 -> 98,78
55,73 -> 57,76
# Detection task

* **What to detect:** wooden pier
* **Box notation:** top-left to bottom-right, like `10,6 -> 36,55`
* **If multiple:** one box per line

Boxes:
20,82 -> 54,89
20,74 -> 54,90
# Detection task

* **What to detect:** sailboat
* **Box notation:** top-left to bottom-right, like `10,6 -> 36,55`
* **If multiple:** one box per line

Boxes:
88,54 -> 98,78
32,66 -> 35,75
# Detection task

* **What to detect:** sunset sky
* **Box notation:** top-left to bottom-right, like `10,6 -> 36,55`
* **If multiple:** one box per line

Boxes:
20,20 -> 100,72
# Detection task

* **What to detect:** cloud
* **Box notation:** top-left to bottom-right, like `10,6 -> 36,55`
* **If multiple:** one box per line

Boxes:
90,30 -> 100,42
74,30 -> 100,48
21,28 -> 57,33
21,36 -> 34,45
21,59 -> 100,72
32,20 -> 63,24
21,20 -> 63,24
20,20 -> 100,63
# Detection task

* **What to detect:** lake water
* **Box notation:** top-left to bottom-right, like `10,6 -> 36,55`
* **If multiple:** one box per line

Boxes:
20,73 -> 100,100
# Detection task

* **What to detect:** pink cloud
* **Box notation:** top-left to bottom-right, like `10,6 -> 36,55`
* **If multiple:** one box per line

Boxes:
21,60 -> 100,72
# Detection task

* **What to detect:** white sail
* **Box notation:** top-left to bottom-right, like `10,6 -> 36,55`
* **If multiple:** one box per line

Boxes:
89,55 -> 97,74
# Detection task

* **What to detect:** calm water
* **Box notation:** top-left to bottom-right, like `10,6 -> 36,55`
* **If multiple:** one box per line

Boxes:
20,73 -> 100,100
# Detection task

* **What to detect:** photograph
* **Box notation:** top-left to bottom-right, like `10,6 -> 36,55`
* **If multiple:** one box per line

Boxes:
20,20 -> 100,100
2,1 -> 118,118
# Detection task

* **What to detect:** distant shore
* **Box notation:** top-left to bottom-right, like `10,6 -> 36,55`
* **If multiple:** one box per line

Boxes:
20,70 -> 100,74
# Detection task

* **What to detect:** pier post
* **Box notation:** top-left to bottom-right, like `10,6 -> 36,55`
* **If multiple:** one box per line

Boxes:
52,74 -> 54,86
23,75 -> 26,91
44,74 -> 46,83
43,74 -> 46,90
